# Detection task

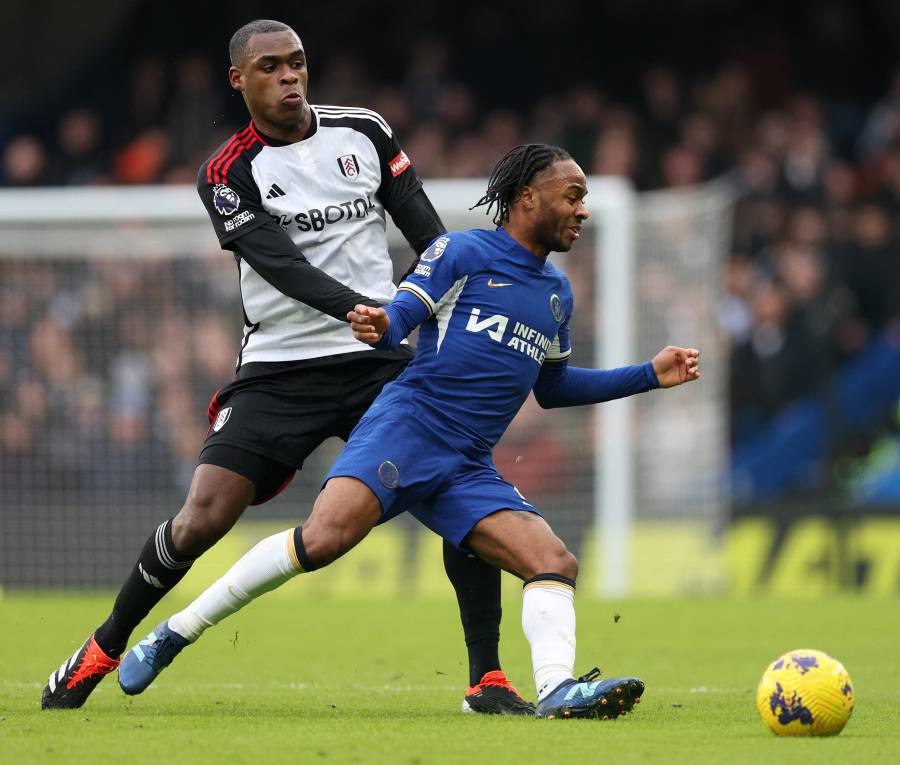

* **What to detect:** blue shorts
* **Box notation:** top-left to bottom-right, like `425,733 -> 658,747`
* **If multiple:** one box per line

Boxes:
325,409 -> 539,548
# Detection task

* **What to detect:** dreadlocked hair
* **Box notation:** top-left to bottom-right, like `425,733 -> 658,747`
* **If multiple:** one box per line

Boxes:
471,144 -> 572,225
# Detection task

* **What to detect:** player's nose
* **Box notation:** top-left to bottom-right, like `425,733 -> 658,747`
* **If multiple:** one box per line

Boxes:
279,66 -> 299,84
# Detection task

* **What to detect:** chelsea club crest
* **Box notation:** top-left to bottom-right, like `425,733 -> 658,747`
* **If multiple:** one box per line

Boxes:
550,294 -> 563,322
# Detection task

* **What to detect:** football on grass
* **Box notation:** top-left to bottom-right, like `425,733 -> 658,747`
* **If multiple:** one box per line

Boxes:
756,649 -> 854,736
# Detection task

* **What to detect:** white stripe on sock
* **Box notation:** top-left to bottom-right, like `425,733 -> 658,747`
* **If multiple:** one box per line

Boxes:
155,521 -> 193,570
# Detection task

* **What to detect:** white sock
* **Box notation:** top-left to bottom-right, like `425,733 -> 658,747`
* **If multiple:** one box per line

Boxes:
522,579 -> 577,701
168,529 -> 302,642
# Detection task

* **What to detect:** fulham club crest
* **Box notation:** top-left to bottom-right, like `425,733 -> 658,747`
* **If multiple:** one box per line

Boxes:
337,154 -> 360,179
212,407 -> 232,432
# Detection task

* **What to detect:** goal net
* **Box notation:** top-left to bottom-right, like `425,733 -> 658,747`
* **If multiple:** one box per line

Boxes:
0,179 -> 733,595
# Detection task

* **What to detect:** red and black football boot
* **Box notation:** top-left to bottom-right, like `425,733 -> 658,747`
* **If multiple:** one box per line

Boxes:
41,634 -> 120,709
462,670 -> 536,716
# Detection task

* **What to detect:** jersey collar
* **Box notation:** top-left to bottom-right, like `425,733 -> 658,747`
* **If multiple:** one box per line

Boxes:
251,107 -> 319,147
495,227 -> 547,272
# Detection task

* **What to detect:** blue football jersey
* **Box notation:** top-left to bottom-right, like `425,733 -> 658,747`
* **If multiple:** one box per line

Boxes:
370,227 -> 573,452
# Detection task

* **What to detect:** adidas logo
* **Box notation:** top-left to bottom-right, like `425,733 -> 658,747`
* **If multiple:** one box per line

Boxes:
266,183 -> 286,199
139,563 -> 164,589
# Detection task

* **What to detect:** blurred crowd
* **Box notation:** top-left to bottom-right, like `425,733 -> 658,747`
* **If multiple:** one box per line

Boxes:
0,255 -> 241,504
727,77 -> 900,445
2,42 -> 900,512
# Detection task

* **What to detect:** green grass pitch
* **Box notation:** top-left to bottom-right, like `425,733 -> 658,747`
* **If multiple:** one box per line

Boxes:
2,592 -> 898,764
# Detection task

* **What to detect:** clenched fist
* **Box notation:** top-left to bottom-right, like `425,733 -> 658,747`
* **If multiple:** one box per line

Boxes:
348,304 -> 390,344
651,346 -> 700,388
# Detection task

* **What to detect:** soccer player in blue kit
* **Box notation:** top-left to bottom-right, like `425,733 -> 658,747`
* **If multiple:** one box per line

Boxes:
120,144 -> 700,719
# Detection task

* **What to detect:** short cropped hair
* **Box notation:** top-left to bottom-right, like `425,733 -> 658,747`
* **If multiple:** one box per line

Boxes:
229,19 -> 295,66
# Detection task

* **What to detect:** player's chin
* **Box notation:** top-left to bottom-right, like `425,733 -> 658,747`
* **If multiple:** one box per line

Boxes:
271,102 -> 306,122
554,234 -> 574,252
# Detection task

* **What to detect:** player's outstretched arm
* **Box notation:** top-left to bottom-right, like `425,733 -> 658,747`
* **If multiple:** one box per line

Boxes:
532,345 -> 700,409
651,346 -> 700,388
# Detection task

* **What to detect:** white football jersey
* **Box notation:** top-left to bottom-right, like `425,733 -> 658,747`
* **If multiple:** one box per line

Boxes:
198,106 -> 422,366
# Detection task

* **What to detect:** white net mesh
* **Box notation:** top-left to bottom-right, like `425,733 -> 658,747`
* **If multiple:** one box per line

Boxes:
631,179 -> 733,527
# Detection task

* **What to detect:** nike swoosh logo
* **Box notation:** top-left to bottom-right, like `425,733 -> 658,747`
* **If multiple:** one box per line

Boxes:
487,278 -> 513,288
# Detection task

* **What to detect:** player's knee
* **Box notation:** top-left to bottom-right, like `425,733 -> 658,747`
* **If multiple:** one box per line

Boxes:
557,549 -> 579,581
300,526 -> 348,568
530,544 -> 578,582
172,491 -> 240,556
302,481 -> 380,567
301,512 -> 372,568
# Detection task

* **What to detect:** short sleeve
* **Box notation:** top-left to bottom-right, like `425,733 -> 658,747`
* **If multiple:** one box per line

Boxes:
196,155 -> 269,247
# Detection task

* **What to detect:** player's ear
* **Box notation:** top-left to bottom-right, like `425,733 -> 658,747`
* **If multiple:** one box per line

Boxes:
519,185 -> 536,211
228,67 -> 244,92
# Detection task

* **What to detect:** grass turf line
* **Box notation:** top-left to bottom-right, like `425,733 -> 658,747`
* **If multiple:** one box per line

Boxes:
2,594 -> 898,764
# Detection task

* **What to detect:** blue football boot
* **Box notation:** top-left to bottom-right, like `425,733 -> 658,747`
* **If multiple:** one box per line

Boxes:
536,667 -> 644,719
118,621 -> 190,695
